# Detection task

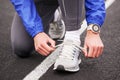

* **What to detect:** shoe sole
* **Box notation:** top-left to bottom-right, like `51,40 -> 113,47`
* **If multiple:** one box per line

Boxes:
53,59 -> 81,72
54,65 -> 80,72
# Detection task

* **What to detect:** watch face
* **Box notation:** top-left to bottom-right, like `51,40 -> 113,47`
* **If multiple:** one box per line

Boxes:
92,25 -> 99,32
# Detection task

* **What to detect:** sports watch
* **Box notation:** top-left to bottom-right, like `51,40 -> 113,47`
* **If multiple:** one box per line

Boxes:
87,24 -> 100,33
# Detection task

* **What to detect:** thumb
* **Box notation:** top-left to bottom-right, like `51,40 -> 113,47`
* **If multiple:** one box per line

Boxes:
48,38 -> 56,48
83,44 -> 88,57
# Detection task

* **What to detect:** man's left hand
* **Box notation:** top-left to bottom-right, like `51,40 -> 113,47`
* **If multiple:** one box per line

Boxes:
83,30 -> 104,58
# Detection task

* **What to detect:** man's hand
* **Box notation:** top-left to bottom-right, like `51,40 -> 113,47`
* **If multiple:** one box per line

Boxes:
83,30 -> 104,58
33,32 -> 55,56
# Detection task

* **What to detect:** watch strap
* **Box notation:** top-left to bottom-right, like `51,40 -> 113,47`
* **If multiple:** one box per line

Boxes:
87,24 -> 100,33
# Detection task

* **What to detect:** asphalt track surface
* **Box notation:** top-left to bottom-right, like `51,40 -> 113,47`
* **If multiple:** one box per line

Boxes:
0,0 -> 120,80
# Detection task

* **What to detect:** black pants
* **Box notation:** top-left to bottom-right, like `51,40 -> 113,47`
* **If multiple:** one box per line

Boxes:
11,0 -> 84,57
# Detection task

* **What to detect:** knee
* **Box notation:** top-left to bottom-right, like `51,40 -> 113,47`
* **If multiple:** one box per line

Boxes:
13,49 -> 32,58
12,42 -> 34,58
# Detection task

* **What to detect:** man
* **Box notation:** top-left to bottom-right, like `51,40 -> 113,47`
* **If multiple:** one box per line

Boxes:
10,0 -> 106,72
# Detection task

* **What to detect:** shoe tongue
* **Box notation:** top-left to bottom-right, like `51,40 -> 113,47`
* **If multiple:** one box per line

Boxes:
64,39 -> 73,44
60,40 -> 80,60
64,39 -> 80,47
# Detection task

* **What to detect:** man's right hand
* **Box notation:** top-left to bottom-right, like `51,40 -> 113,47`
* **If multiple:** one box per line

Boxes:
33,32 -> 56,56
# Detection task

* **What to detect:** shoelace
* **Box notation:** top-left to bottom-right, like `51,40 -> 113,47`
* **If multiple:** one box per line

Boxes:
55,40 -> 84,60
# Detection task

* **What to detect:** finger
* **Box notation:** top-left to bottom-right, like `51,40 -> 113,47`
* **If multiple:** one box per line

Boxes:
87,46 -> 94,58
39,45 -> 50,55
100,45 -> 104,55
35,44 -> 49,56
42,42 -> 54,53
100,47 -> 104,55
37,48 -> 48,56
83,44 -> 88,57
93,46 -> 98,58
95,46 -> 100,57
97,46 -> 103,57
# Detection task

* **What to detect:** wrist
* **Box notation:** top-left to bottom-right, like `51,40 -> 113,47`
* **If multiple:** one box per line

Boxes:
86,30 -> 100,36
33,32 -> 44,39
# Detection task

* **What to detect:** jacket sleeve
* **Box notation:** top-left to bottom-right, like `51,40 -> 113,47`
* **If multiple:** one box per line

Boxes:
10,0 -> 44,37
85,0 -> 106,27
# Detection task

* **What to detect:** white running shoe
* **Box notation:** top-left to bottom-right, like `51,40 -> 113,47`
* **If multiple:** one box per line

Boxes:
49,7 -> 65,39
53,39 -> 82,72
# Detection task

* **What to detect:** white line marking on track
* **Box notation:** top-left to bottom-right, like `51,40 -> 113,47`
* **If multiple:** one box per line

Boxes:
23,47 -> 62,80
23,0 -> 116,80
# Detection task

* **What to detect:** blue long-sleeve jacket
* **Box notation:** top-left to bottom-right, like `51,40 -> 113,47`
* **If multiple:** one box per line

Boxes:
10,0 -> 106,38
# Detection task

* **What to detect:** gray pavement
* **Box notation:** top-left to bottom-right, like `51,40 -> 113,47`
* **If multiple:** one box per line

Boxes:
0,0 -> 120,80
